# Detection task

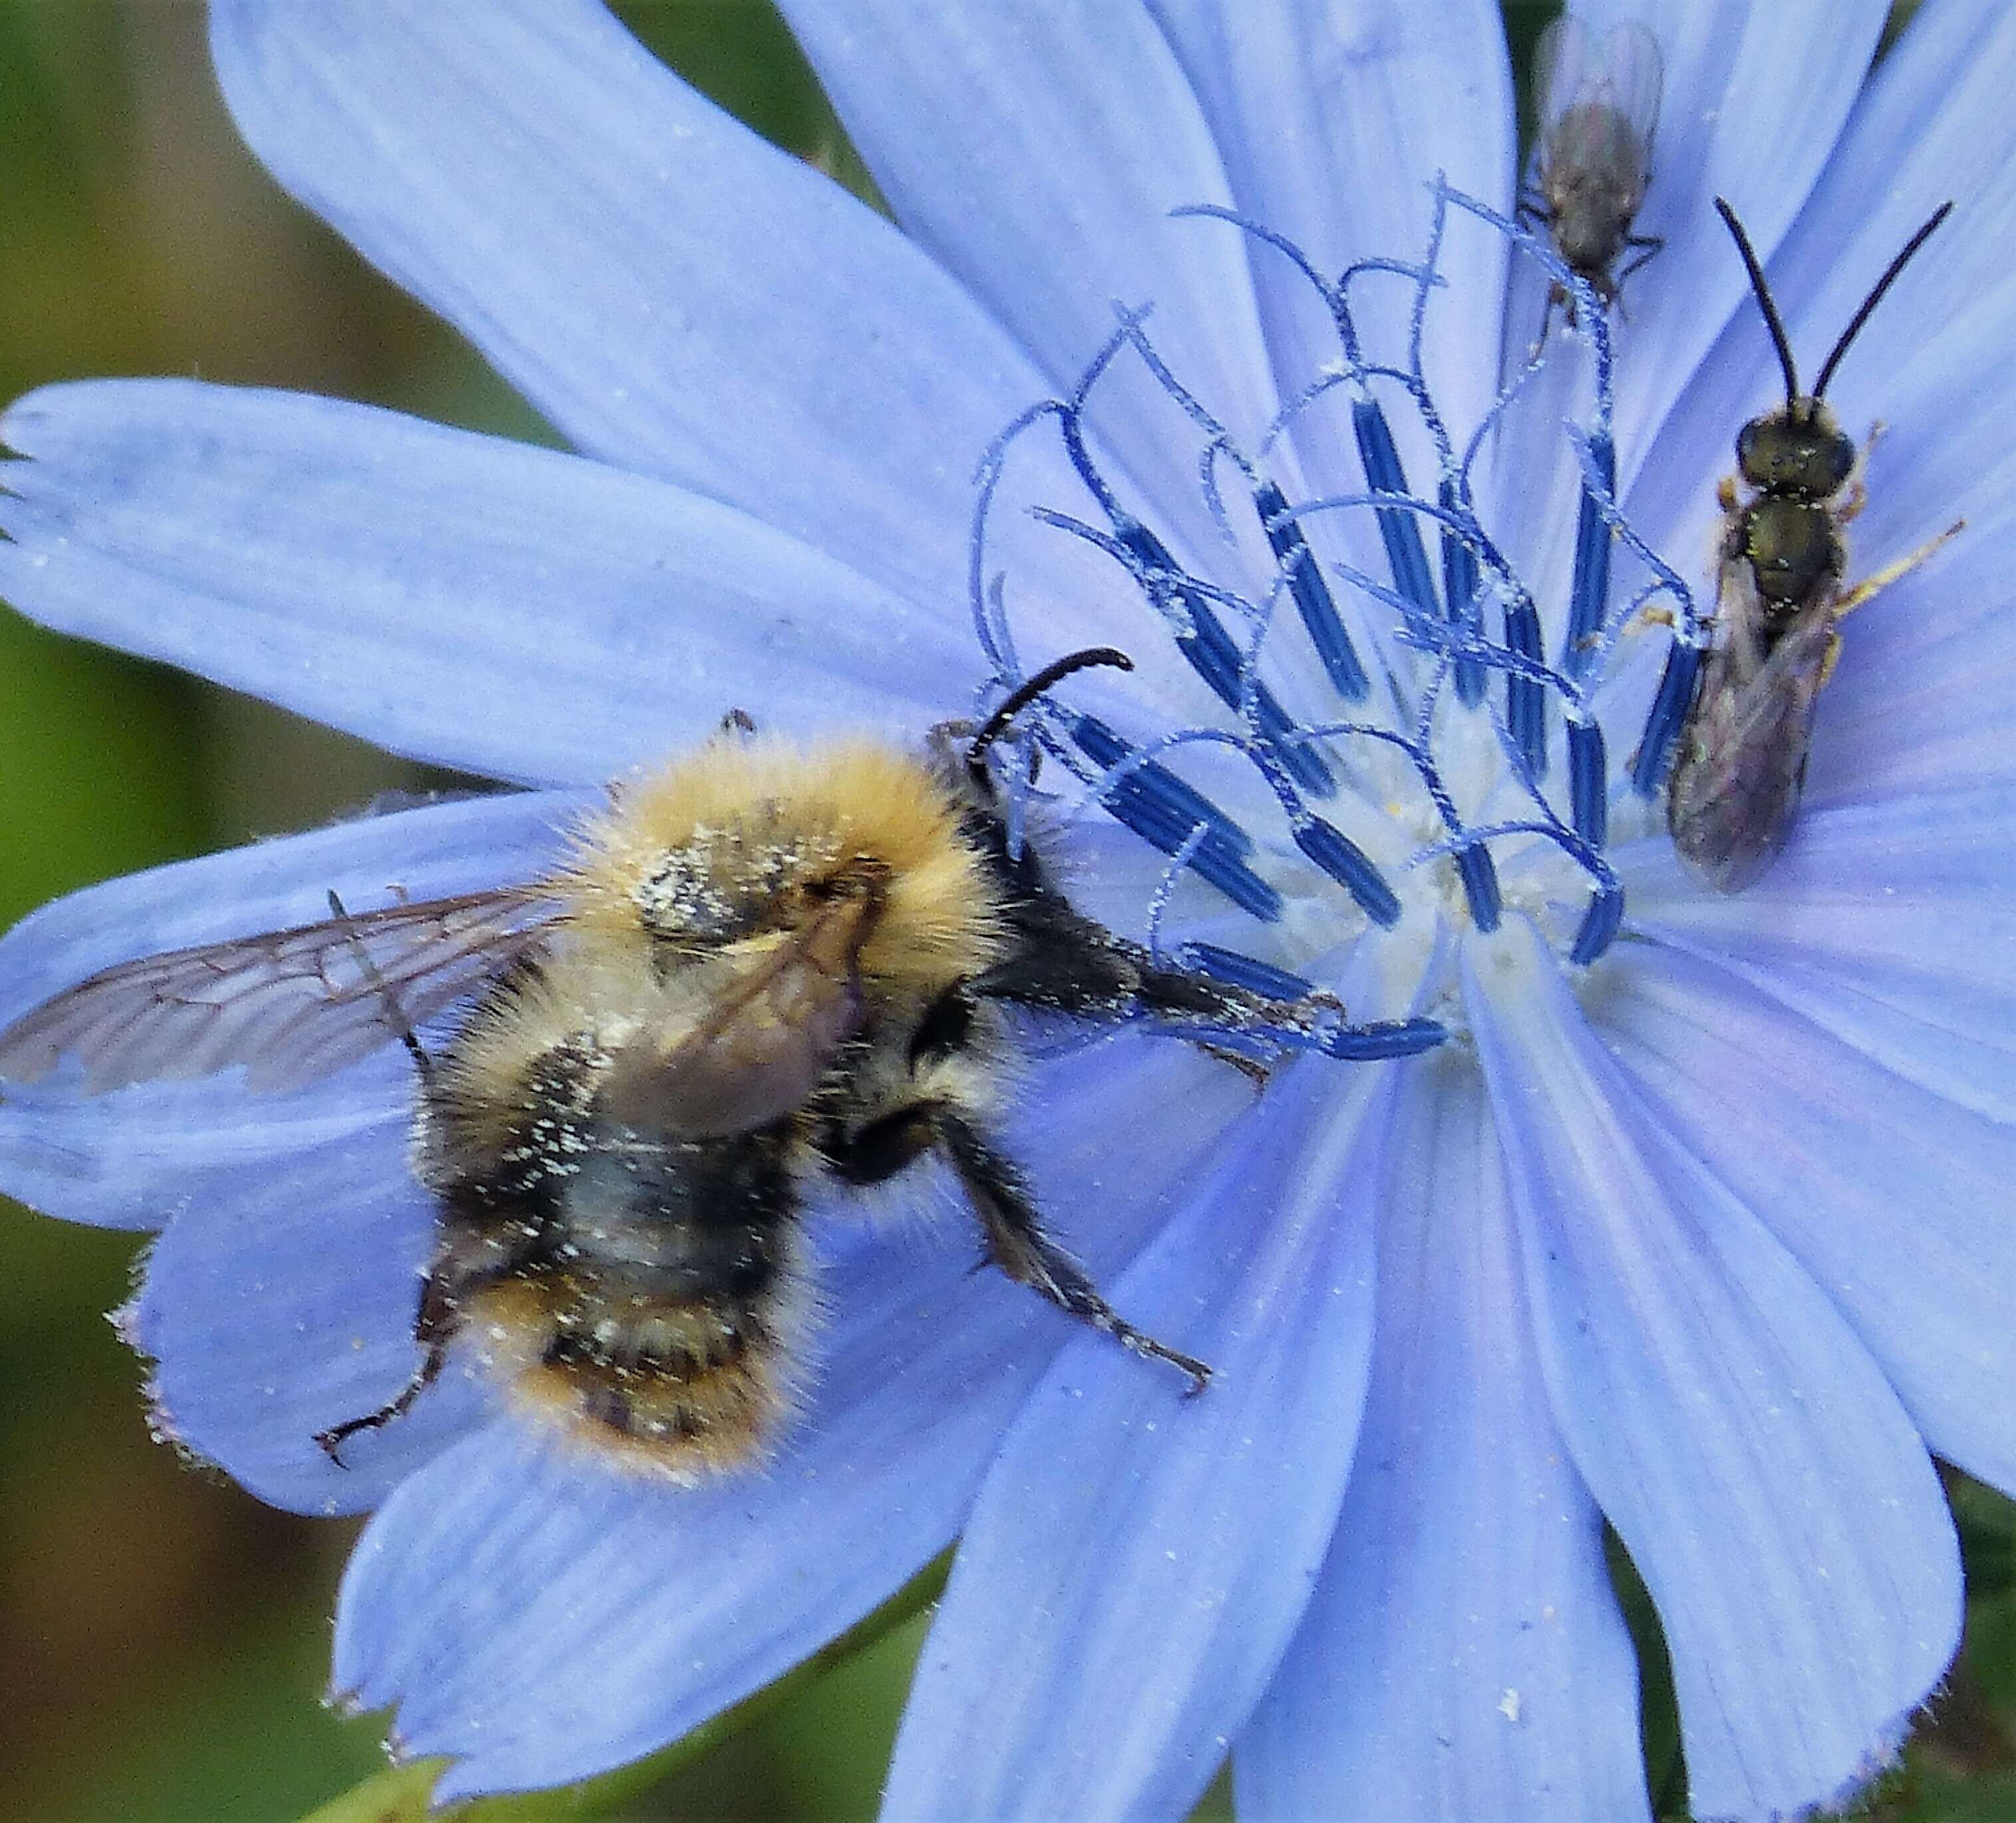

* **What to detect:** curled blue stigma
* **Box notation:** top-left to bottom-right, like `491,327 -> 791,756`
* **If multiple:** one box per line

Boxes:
966,177 -> 1703,1034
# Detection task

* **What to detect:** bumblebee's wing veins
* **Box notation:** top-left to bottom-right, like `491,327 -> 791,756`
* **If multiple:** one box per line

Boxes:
0,885 -> 559,1095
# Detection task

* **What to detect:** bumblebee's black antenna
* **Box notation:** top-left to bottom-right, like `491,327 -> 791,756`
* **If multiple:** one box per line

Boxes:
966,646 -> 1133,787
1715,198 -> 1802,409
1812,201 -> 1952,401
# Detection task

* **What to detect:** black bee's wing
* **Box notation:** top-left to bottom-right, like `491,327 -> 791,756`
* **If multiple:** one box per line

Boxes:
1667,568 -> 1834,892
0,886 -> 562,1094
603,881 -> 885,1139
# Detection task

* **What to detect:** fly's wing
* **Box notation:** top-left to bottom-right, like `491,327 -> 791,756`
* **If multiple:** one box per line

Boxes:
601,873 -> 887,1139
1532,13 -> 1594,136
1536,15 -> 1662,201
1594,19 -> 1663,162
0,885 -> 561,1094
1667,572 -> 1833,892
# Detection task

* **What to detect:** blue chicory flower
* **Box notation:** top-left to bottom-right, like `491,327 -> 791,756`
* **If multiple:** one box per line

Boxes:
1,3 -> 2013,1820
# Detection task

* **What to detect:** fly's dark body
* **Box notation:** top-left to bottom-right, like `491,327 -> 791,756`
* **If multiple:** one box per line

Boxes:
1522,15 -> 1664,328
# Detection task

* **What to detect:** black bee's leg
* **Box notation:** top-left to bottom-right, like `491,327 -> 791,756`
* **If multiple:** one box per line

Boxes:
970,920 -> 1326,1058
816,1102 -> 943,1184
314,1269 -> 460,1466
934,1110 -> 1213,1391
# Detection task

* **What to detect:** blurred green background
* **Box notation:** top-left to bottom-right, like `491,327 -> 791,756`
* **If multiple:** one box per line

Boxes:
0,3 -> 2004,1822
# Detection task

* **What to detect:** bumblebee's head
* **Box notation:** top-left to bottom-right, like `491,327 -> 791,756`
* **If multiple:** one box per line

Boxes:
1735,400 -> 1855,501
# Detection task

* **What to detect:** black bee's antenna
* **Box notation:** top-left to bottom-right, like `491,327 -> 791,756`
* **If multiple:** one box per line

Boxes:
1812,200 -> 1952,401
966,646 -> 1133,787
1715,198 -> 1802,409
327,889 -> 436,1093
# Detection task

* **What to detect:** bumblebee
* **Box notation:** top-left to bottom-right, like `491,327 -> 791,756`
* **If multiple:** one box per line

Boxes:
1667,198 -> 1959,892
0,654 -> 1343,1477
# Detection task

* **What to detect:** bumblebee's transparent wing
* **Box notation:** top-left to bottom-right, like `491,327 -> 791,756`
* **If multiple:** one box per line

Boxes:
0,886 -> 561,1095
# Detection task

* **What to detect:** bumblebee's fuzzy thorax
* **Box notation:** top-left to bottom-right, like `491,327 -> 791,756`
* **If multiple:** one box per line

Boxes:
0,703 -> 1357,1482
562,737 -> 1010,1004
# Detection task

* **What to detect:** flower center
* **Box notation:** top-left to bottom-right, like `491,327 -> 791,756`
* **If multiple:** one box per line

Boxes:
969,181 -> 1701,1048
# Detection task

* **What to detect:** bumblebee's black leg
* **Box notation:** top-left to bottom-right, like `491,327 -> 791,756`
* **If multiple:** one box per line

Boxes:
970,921 -> 1328,1060
818,1101 -> 1212,1388
940,1112 -> 1212,1390
938,1109 -> 1212,1390
327,889 -> 437,1094
314,1271 -> 458,1465
817,1101 -> 943,1185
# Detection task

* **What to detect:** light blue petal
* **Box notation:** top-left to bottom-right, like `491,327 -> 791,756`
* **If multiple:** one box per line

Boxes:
0,789 -> 582,1225
1466,919 -> 1959,1823
1239,1050 -> 1648,1823
1618,786 -> 2016,1123
1593,0 -> 1884,476
783,1 -> 1281,562
883,1060 -> 1386,1823
1593,938 -> 2016,1499
1149,0 -> 1513,457
1734,0 -> 2016,423
1627,0 -> 2009,559
124,1046 -> 488,1518
1496,0 -> 1884,650
334,1032 -> 1255,1798
0,381 -> 968,785
208,0 -> 1052,620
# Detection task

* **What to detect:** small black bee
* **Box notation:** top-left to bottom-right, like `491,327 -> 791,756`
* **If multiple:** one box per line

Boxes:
0,652 -> 1354,1478
1522,13 -> 1665,329
1667,198 -> 1961,892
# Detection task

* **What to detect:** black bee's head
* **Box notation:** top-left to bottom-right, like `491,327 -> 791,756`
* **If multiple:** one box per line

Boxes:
1735,399 -> 1855,501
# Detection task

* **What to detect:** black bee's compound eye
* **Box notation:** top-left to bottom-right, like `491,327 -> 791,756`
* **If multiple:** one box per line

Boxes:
1734,415 -> 1764,481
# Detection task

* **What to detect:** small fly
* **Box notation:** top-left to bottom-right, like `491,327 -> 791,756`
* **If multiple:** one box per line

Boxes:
1667,197 -> 1962,892
1521,13 -> 1664,331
